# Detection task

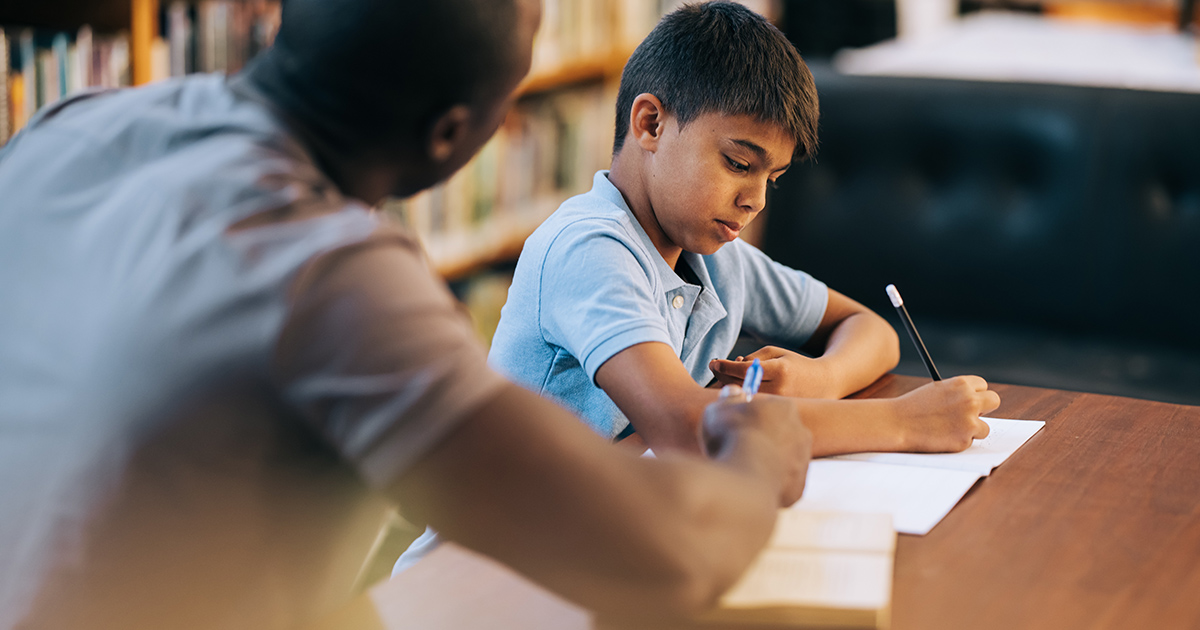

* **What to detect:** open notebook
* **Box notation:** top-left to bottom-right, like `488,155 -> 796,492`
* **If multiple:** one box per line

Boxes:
792,417 -> 1045,535
697,510 -> 895,629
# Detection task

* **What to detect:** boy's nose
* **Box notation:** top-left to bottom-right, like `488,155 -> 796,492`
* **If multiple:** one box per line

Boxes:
737,182 -> 768,213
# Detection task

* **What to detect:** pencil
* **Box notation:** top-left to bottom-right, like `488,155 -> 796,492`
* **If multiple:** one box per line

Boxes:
885,284 -> 942,381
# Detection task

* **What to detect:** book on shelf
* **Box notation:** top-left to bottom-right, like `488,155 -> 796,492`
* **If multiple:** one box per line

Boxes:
157,1 -> 280,81
531,0 -> 662,77
1,28 -> 8,142
2,25 -> 131,145
695,510 -> 895,629
382,81 -> 615,278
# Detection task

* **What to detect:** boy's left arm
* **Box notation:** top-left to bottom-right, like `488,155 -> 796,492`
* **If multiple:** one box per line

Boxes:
711,288 -> 900,399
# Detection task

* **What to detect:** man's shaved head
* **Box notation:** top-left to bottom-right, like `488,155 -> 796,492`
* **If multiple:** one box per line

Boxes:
251,0 -> 532,151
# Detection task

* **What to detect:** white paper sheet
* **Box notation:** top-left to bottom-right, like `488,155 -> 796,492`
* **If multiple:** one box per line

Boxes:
827,417 -> 1045,475
793,417 -> 1045,535
793,459 -> 983,535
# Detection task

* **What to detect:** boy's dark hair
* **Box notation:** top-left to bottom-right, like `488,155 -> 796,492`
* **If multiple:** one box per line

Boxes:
613,1 -> 819,160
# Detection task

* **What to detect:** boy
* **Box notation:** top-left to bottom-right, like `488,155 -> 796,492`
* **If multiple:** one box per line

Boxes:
488,1 -> 1000,456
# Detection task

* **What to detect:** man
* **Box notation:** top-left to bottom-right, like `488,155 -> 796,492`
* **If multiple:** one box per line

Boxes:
0,1 -> 812,628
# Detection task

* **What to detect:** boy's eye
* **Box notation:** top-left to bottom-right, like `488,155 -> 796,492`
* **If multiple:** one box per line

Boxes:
725,156 -> 750,172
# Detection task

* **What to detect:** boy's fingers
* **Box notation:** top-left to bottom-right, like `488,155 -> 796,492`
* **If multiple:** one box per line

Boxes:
959,374 -> 989,391
973,417 -> 991,440
711,372 -> 742,387
709,358 -> 749,378
981,390 -> 1001,413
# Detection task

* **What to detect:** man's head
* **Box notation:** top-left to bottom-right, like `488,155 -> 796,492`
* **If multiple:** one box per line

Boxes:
610,2 -> 819,259
248,0 -> 540,199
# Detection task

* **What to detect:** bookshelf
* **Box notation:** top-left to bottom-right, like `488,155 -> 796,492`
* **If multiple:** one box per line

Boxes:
2,0 -> 280,145
4,1 -> 773,290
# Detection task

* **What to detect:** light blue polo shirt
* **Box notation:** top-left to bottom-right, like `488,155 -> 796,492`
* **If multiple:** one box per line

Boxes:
489,170 -> 829,439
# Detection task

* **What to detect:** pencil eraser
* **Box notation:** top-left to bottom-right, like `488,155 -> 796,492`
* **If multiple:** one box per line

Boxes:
885,284 -> 903,308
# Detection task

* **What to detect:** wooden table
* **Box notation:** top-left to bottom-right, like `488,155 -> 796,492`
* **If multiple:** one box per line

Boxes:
863,375 -> 1200,630
324,375 -> 1200,630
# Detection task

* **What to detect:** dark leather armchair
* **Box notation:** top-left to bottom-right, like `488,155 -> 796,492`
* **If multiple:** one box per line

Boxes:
763,63 -> 1200,403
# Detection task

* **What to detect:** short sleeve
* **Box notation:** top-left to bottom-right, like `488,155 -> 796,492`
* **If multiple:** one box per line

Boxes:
538,220 -> 674,383
735,239 -> 829,347
273,226 -> 509,489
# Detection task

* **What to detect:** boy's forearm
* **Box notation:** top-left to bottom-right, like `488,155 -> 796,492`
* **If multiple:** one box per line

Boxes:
815,311 -> 900,398
792,397 -> 907,457
625,382 -> 722,455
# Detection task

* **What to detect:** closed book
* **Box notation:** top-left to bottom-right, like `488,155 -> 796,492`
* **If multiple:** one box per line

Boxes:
19,29 -> 34,116
1,28 -> 9,142
695,510 -> 895,629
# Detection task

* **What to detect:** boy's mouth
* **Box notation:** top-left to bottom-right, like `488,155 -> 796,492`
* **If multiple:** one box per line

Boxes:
715,219 -> 742,241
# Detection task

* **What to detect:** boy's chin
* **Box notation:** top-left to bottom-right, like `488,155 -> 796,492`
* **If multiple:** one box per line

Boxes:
691,241 -> 729,256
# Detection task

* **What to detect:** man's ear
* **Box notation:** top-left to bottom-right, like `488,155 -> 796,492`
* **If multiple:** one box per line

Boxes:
629,93 -> 667,152
428,105 -> 473,163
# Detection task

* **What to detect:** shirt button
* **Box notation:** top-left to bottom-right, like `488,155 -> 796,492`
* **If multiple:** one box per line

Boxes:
672,295 -> 685,309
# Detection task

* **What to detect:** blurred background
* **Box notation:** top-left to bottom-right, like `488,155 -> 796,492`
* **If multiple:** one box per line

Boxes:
4,0 -> 1198,585
5,0 -> 1196,409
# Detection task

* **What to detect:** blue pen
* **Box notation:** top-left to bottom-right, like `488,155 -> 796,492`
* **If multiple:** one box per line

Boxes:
744,358 -> 763,401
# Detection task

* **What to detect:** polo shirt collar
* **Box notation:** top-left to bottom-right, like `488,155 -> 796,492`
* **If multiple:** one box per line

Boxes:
593,171 -> 728,362
593,171 -> 686,291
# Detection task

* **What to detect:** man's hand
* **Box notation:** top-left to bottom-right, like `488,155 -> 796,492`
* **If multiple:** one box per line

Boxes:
701,388 -> 812,506
888,375 -> 1000,452
709,346 -> 840,399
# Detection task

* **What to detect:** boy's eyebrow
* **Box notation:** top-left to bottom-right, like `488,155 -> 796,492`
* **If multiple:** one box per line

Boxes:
730,139 -> 791,172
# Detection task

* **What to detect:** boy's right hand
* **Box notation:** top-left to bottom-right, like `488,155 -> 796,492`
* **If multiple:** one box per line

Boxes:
891,375 -> 1000,452
701,389 -> 812,506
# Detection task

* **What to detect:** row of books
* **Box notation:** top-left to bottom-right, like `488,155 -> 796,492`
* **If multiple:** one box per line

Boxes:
1,27 -> 131,144
382,83 -> 616,276
531,0 -> 661,75
1,1 -> 280,147
156,0 -> 280,79
531,0 -> 778,76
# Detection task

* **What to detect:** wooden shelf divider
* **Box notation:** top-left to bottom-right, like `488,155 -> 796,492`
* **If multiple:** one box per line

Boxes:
130,0 -> 158,86
518,49 -> 631,97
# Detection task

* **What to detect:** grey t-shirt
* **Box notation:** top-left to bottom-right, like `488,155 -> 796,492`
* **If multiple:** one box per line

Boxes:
0,74 -> 506,629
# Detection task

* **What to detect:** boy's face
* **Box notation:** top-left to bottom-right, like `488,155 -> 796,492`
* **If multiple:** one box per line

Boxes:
645,111 -> 795,257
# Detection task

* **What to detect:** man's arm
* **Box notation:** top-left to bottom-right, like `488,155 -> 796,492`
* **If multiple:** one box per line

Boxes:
710,288 -> 900,399
389,382 -> 810,620
277,232 -> 812,620
599,341 -> 997,457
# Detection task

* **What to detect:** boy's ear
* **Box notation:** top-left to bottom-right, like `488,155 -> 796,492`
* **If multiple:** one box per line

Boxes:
629,93 -> 667,152
427,105 -> 473,164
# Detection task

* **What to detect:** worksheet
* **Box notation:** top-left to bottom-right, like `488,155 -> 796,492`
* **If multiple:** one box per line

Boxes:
793,460 -> 983,535
792,417 -> 1045,535
827,417 -> 1046,474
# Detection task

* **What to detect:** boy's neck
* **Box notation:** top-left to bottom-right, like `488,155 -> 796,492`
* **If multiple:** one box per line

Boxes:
609,150 -> 685,269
